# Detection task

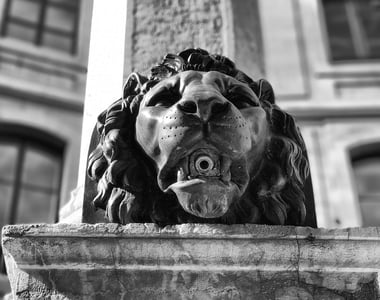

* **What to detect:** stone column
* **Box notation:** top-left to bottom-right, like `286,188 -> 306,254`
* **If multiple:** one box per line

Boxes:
60,0 -> 129,222
77,0 -> 129,189
60,0 -> 263,223
123,0 -> 263,80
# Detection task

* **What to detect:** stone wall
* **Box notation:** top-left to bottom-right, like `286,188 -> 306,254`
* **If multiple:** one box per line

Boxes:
130,0 -> 224,74
2,223 -> 380,299
124,0 -> 263,77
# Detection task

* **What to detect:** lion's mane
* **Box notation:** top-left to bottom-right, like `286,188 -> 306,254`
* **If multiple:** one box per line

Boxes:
87,48 -> 310,226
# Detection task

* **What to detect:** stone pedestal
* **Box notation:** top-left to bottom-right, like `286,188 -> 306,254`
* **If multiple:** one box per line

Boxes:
2,224 -> 380,299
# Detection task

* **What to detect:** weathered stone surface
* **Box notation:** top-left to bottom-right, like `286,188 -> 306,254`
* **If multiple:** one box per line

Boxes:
129,0 -> 224,75
2,224 -> 380,299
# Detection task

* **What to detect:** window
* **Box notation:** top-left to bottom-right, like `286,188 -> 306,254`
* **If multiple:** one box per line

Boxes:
0,127 -> 63,274
1,0 -> 80,54
322,0 -> 380,61
352,153 -> 380,227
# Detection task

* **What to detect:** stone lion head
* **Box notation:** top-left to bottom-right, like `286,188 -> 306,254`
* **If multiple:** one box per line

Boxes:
87,48 -> 313,226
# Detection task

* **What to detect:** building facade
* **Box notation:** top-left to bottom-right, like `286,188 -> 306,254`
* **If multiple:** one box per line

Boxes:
0,0 -> 93,295
268,0 -> 380,229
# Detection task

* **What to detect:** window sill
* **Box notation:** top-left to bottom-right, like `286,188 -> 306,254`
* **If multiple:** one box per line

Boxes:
0,38 -> 87,71
315,61 -> 380,79
281,100 -> 380,121
0,74 -> 84,112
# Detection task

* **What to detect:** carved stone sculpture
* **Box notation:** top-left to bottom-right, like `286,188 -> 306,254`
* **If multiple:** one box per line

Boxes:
87,48 -> 315,226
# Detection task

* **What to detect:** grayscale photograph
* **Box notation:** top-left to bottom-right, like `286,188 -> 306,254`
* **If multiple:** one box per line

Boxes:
0,0 -> 379,299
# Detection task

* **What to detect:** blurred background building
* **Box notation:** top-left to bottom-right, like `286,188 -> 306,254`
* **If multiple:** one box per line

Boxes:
0,0 -> 379,297
0,0 -> 93,295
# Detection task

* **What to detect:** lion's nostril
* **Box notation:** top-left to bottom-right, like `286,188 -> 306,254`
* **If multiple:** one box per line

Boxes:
211,102 -> 229,116
178,101 -> 197,114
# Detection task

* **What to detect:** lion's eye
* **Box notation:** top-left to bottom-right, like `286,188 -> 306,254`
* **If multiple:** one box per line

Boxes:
148,91 -> 181,107
227,94 -> 258,109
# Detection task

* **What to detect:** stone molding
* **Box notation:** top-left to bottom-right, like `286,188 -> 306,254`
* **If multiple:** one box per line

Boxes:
2,224 -> 380,299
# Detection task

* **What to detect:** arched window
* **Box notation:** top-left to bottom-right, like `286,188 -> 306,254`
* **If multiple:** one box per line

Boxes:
0,125 -> 64,273
351,144 -> 380,227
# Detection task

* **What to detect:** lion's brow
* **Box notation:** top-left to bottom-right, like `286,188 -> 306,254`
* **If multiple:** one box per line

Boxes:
199,71 -> 230,92
179,71 -> 203,93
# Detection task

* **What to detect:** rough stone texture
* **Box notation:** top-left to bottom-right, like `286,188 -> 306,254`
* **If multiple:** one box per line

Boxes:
2,224 -> 380,299
130,0 -> 225,75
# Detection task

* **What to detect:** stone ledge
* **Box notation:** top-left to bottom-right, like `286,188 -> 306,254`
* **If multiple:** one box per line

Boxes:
2,223 -> 380,299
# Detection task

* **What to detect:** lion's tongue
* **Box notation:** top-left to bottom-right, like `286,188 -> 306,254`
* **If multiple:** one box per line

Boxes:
167,178 -> 237,218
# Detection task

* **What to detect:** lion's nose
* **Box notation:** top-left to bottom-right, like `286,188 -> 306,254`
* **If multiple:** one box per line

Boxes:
177,97 -> 230,122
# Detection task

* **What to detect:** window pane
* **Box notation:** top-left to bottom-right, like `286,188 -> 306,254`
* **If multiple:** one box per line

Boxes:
45,6 -> 76,32
9,0 -> 40,23
353,157 -> 380,194
2,0 -> 79,53
353,156 -> 380,226
323,0 -> 380,60
16,188 -> 56,223
0,184 -> 13,226
359,202 -> 380,227
22,147 -> 61,190
0,144 -> 18,181
6,22 -> 36,43
42,32 -> 72,52
0,144 -> 17,228
323,0 -> 356,60
354,1 -> 380,58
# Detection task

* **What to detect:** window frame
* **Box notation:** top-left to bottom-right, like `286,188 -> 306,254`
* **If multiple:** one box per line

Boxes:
1,0 -> 81,55
0,124 -> 64,274
320,0 -> 380,63
0,0 -> 92,69
0,137 -> 63,223
295,0 -> 380,103
350,142 -> 380,227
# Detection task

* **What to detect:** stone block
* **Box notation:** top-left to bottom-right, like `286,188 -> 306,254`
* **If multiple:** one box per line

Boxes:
2,224 -> 380,299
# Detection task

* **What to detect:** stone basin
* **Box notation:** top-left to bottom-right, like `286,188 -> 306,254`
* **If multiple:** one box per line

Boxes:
2,223 -> 380,299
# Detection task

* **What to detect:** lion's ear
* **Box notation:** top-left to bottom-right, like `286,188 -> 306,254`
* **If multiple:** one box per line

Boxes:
123,72 -> 148,98
258,79 -> 275,104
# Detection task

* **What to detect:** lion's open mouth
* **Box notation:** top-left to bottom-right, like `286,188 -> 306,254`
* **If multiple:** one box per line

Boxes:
161,148 -> 247,218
